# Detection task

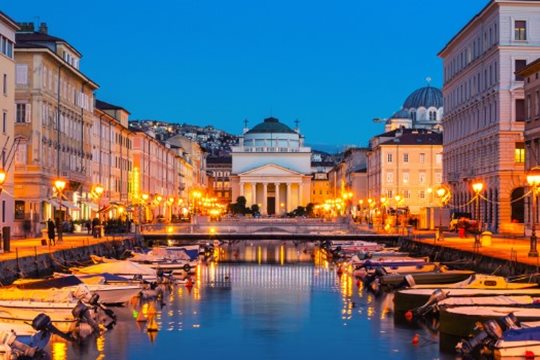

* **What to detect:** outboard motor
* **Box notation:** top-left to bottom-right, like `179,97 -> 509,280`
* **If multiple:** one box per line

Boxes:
412,289 -> 448,318
456,313 -> 520,356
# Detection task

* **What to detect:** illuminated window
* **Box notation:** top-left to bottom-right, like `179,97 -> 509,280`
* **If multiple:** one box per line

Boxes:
515,20 -> 527,41
515,142 -> 525,163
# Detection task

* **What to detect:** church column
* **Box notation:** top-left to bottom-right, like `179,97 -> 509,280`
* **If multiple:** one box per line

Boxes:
275,183 -> 281,215
286,183 -> 291,212
240,182 -> 245,197
263,183 -> 268,215
298,182 -> 303,207
251,183 -> 257,206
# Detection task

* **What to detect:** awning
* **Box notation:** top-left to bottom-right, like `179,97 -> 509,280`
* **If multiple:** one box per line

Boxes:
61,201 -> 80,211
98,205 -> 113,213
48,199 -> 61,208
82,202 -> 98,211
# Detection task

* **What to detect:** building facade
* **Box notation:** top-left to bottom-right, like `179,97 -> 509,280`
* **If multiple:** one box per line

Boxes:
0,12 -> 18,237
13,23 -> 98,237
206,156 -> 232,204
230,117 -> 312,215
366,128 -> 443,224
439,0 -> 540,233
92,100 -> 133,219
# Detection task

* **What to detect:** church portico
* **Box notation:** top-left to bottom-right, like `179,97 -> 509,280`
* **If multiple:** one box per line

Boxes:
231,117 -> 312,215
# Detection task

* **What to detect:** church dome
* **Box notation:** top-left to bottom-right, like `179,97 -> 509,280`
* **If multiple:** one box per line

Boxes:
246,117 -> 296,134
391,109 -> 410,119
403,86 -> 443,109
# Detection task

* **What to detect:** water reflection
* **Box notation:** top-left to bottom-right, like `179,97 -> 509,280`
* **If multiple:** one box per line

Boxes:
49,242 -> 449,360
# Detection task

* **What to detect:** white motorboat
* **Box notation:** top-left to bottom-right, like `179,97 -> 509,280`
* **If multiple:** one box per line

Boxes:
15,275 -> 142,305
411,274 -> 538,290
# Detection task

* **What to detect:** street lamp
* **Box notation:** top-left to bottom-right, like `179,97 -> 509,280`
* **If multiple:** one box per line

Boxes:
435,185 -> 450,240
0,170 -> 6,195
472,181 -> 484,245
140,193 -> 149,224
54,179 -> 66,243
527,169 -> 540,257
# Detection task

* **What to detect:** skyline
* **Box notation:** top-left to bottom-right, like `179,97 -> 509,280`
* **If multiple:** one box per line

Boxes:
3,0 -> 485,146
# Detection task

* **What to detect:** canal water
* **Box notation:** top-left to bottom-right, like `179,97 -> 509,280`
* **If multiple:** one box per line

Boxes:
49,242 -> 452,360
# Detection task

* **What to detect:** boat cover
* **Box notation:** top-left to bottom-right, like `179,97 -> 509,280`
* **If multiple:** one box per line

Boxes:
74,261 -> 156,276
503,327 -> 540,341
14,275 -> 82,289
439,296 -> 534,306
76,273 -> 131,284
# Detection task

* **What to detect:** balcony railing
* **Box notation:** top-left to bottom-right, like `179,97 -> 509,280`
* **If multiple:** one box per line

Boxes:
231,146 -> 311,153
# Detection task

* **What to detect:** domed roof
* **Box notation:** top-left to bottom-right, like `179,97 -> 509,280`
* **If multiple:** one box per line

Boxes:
245,117 -> 296,135
403,86 -> 443,109
391,109 -> 410,119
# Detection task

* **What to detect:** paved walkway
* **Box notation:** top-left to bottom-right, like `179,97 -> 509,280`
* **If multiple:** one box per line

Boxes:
354,223 -> 540,268
0,233 -> 133,262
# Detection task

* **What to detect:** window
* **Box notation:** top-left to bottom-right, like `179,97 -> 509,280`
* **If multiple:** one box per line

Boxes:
15,65 -> 28,85
515,20 -> 527,41
419,190 -> 425,199
515,142 -> 525,163
537,90 -> 540,116
1,112 -> 5,133
404,190 -> 411,199
403,172 -> 409,184
403,153 -> 409,163
2,74 -> 6,95
14,201 -> 25,220
16,103 -> 28,123
386,172 -> 393,184
419,172 -> 426,184
429,110 -> 437,121
387,153 -> 393,163
15,141 -> 26,164
515,60 -> 527,81
410,110 -> 416,121
419,153 -> 425,164
435,154 -> 442,165
516,99 -> 525,122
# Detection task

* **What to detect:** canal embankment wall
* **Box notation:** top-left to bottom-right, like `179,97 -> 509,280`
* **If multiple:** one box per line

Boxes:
399,238 -> 539,278
0,237 -> 142,285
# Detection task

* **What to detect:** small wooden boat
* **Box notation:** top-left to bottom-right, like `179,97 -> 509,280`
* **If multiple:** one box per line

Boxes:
394,276 -> 540,313
380,270 -> 475,288
440,306 -> 540,338
72,260 -> 158,281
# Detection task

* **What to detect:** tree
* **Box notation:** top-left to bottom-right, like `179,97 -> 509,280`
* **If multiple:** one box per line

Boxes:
306,203 -> 314,216
250,204 -> 260,214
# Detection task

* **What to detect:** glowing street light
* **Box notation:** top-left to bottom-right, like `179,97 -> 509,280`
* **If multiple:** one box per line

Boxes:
472,180 -> 484,245
527,168 -> 540,257
0,170 -> 6,195
54,179 -> 67,243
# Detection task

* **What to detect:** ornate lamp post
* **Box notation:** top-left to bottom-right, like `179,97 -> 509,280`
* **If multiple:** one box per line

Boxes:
472,181 -> 484,245
54,179 -> 66,242
435,185 -> 451,241
527,169 -> 540,257
141,193 -> 149,224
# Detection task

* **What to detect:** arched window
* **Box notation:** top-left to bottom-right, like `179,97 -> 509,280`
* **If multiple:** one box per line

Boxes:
410,109 -> 417,121
429,110 -> 437,121
511,187 -> 525,223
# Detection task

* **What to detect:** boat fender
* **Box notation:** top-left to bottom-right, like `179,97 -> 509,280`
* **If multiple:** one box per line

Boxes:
525,351 -> 535,359
183,264 -> 191,272
404,311 -> 413,322
411,334 -> 419,345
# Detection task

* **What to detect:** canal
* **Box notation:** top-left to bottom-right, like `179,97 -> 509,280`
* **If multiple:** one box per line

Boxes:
49,241 -> 451,360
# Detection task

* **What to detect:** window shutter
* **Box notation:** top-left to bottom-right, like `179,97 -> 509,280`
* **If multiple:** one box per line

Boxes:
25,104 -> 31,123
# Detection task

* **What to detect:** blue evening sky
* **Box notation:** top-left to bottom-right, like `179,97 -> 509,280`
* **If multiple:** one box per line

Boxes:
3,0 -> 485,151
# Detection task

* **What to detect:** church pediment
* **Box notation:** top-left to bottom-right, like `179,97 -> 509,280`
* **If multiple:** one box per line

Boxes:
239,163 -> 303,177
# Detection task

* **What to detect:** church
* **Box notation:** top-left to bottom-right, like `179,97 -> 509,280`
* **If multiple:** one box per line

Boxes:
230,117 -> 312,215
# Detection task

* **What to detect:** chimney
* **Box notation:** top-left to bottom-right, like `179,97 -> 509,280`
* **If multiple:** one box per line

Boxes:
17,22 -> 35,32
38,22 -> 48,34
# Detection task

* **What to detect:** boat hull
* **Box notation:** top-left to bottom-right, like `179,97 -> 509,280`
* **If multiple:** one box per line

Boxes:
394,288 -> 540,314
381,270 -> 474,288
440,306 -> 540,338
87,285 -> 141,304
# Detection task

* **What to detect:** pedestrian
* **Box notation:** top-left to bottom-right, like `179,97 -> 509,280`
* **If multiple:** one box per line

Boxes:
85,220 -> 91,235
92,217 -> 99,238
47,218 -> 55,246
